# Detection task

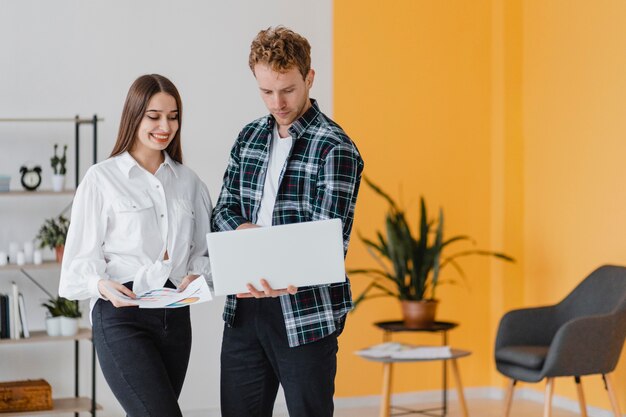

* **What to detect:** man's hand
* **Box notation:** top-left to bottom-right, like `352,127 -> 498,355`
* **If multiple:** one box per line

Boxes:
98,279 -> 138,308
237,278 -> 298,298
178,274 -> 200,292
236,222 -> 260,230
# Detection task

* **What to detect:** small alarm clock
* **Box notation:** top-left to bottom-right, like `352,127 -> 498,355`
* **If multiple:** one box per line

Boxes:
20,165 -> 42,191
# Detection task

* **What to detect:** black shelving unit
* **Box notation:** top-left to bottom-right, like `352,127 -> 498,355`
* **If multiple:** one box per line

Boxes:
0,116 -> 100,189
0,115 -> 101,416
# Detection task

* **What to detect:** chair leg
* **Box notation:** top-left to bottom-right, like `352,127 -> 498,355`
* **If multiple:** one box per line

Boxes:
603,373 -> 623,417
574,376 -> 588,417
504,379 -> 516,417
543,378 -> 555,417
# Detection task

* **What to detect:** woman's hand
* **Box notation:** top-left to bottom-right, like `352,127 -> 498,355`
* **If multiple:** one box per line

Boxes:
97,279 -> 138,308
178,274 -> 200,292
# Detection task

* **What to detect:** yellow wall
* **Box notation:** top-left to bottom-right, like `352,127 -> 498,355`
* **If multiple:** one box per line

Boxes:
334,0 -> 496,397
490,0 -> 526,388
334,0 -> 626,411
522,0 -> 626,409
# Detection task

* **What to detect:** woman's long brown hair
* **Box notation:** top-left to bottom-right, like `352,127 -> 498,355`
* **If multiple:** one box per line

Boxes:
110,74 -> 183,163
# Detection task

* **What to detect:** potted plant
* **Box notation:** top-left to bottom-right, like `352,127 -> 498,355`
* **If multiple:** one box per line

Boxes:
50,143 -> 68,192
36,214 -> 69,263
350,177 -> 515,327
41,296 -> 81,336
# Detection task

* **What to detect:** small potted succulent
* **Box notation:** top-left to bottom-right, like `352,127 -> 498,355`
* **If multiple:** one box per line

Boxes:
50,143 -> 68,192
41,296 -> 81,336
36,214 -> 69,263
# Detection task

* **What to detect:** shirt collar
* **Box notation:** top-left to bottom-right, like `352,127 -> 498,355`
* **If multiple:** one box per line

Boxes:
115,151 -> 180,179
264,99 -> 320,139
161,151 -> 180,178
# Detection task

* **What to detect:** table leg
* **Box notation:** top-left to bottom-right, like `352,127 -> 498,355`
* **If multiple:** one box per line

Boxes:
450,359 -> 469,417
380,362 -> 393,417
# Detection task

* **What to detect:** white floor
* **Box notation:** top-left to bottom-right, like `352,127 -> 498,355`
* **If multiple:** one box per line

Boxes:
186,389 -> 623,417
273,399 -> 599,417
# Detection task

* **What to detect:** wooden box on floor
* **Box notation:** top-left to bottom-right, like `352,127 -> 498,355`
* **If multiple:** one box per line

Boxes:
0,379 -> 53,413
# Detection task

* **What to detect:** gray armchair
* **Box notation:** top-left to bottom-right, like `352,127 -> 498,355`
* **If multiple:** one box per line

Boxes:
494,265 -> 626,417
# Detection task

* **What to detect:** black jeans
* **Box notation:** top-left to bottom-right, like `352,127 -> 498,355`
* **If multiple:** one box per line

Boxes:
220,297 -> 338,417
92,281 -> 191,417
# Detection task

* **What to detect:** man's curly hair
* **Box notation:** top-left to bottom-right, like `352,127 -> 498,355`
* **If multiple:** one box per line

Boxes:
249,26 -> 311,79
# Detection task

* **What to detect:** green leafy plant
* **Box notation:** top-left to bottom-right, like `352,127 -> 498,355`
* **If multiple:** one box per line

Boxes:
41,296 -> 81,318
50,143 -> 68,175
350,177 -> 515,307
36,215 -> 69,250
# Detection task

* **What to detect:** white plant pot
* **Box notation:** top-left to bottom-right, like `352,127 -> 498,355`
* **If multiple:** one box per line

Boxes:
59,317 -> 79,336
45,317 -> 61,337
51,174 -> 65,192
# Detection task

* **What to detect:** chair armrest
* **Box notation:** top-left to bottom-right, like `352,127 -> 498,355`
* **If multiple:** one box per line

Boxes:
542,312 -> 626,377
495,305 -> 559,350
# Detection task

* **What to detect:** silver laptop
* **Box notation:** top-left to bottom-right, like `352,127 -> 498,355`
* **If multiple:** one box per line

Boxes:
206,218 -> 346,296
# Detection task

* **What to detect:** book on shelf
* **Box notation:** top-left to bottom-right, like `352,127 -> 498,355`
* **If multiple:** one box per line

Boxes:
0,282 -> 30,339
18,293 -> 29,338
0,294 -> 8,339
11,282 -> 20,339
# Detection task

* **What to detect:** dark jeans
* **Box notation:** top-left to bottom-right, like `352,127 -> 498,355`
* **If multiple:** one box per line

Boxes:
92,281 -> 191,417
220,297 -> 338,417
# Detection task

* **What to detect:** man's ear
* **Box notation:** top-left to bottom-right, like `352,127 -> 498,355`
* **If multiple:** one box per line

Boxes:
306,69 -> 315,89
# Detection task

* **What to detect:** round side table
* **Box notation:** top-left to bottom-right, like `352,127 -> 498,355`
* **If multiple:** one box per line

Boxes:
358,348 -> 471,417
374,321 -> 460,417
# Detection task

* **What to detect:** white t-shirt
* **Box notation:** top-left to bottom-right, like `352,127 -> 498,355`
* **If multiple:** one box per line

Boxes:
256,124 -> 294,227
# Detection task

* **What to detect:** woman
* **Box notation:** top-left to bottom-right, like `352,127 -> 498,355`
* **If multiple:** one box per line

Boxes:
59,74 -> 212,417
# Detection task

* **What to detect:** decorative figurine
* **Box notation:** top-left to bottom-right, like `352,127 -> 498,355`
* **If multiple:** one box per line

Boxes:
50,144 -> 68,192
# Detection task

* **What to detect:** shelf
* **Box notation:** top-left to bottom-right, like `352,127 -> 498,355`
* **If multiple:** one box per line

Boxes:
1,115 -> 100,415
0,397 -> 102,416
0,261 -> 60,272
0,190 -> 75,196
0,117 -> 104,124
0,329 -> 92,345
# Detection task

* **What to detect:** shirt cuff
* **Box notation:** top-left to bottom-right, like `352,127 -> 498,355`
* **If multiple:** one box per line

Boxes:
88,274 -> 104,300
218,213 -> 248,231
187,256 -> 210,277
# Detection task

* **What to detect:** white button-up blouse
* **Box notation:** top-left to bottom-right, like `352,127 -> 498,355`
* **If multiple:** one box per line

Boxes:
59,151 -> 212,313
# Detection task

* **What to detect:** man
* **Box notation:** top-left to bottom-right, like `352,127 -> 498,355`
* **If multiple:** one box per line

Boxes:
212,26 -> 364,417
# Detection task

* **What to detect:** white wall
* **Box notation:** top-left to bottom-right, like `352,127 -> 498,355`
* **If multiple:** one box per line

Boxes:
0,1 -> 333,415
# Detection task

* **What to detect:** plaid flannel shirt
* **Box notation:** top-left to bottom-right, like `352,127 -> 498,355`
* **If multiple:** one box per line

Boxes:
212,100 -> 364,347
